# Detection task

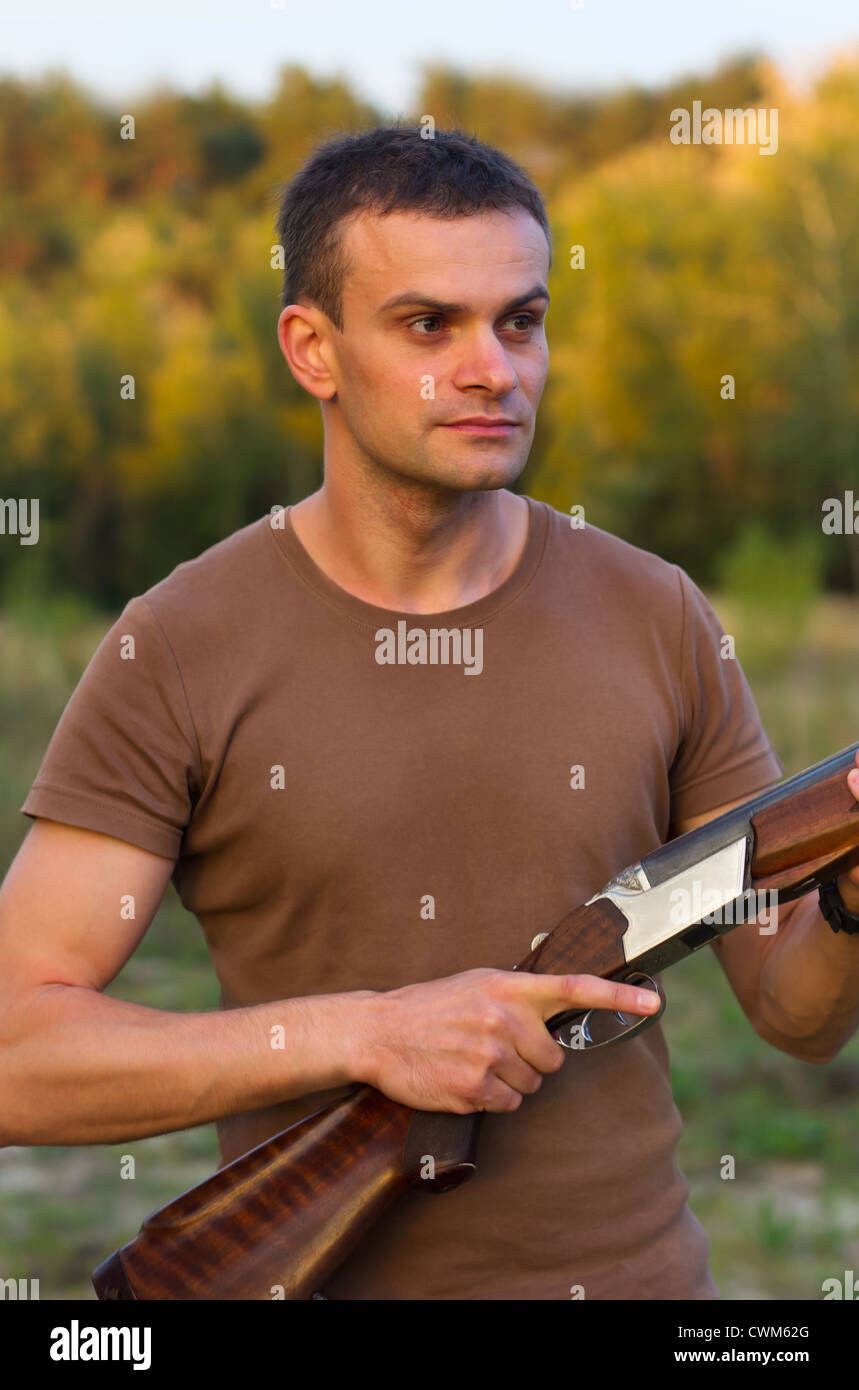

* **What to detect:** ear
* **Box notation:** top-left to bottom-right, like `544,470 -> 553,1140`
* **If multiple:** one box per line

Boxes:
277,305 -> 338,400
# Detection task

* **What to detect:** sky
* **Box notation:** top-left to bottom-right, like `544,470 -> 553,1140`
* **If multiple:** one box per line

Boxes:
0,0 -> 857,111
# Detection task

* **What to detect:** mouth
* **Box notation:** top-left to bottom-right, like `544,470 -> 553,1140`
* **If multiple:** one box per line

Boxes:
439,417 -> 520,436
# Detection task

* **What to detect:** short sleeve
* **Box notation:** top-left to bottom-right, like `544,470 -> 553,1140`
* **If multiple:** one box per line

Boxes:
669,566 -> 784,822
20,596 -> 201,859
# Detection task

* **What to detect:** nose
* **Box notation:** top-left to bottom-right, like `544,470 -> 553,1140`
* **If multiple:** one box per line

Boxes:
451,327 -> 519,398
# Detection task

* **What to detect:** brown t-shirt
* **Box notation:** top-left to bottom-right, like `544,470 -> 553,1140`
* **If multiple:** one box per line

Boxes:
21,497 -> 784,1300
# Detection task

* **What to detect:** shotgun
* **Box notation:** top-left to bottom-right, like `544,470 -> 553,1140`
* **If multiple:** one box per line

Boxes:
93,742 -> 859,1300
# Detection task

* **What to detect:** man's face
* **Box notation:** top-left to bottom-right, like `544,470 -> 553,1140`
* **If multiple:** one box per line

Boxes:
320,207 -> 550,492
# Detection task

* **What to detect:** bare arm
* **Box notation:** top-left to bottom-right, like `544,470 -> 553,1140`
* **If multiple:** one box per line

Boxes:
0,820 -> 374,1146
0,820 -> 659,1147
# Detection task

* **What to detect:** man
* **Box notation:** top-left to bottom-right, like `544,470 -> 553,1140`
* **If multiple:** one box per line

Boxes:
2,126 -> 859,1301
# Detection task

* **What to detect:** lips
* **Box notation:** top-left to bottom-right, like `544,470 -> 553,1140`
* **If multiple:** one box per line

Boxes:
440,417 -> 520,433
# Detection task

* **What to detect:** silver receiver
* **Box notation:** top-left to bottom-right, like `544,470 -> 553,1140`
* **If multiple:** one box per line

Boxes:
584,835 -> 751,963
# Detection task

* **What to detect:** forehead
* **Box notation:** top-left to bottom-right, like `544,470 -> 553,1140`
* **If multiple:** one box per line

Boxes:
338,207 -> 550,308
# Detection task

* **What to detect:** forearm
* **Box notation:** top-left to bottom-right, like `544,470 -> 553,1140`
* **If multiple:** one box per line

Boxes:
0,983 -> 375,1146
755,889 -> 859,1062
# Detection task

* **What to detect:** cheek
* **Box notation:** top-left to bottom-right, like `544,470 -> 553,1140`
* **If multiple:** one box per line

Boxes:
521,346 -> 549,401
343,344 -> 418,402
337,353 -> 429,446
360,355 -> 429,421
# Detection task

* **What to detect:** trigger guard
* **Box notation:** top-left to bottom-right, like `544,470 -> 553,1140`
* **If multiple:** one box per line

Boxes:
554,970 -> 666,1051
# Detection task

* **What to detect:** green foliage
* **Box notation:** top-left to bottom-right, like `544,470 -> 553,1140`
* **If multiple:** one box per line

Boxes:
2,55 -> 859,608
757,1198 -> 797,1254
715,522 -> 824,671
726,1089 -> 828,1159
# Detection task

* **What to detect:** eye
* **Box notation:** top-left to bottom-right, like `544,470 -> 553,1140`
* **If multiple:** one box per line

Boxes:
409,315 -> 445,335
502,312 -> 538,332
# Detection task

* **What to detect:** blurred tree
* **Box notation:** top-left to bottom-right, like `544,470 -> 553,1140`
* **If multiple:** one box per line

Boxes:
1,55 -> 857,609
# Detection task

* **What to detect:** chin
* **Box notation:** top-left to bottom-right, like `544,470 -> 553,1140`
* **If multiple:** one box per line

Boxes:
446,463 -> 526,493
423,450 -> 528,494
454,473 -> 517,493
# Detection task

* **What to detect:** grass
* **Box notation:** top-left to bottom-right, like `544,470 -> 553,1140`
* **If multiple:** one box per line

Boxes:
0,588 -> 857,1299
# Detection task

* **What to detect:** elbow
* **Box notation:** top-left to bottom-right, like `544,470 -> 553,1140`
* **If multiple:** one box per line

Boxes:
752,996 -> 838,1065
755,1030 -> 835,1065
0,1063 -> 34,1148
752,1014 -> 838,1065
0,1083 -> 57,1149
0,1094 -> 25,1149
778,1039 -> 837,1066
0,1014 -> 45,1147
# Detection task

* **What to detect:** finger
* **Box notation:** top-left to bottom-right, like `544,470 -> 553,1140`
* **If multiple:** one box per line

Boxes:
512,1023 -> 567,1074
473,1074 -> 527,1114
491,1051 -> 547,1095
518,971 -> 661,1022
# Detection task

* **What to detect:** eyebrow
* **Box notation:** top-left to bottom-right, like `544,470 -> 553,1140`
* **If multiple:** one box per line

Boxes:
377,283 -> 551,316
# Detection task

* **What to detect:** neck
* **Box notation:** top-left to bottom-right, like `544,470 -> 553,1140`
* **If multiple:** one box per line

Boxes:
289,468 -> 529,614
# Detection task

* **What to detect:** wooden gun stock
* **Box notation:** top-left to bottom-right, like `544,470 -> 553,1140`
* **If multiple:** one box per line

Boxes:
93,742 -> 859,1301
94,1087 -> 413,1300
92,1086 -> 487,1300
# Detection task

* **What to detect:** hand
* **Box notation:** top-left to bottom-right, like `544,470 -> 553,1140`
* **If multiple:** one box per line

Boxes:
351,967 -> 661,1114
836,752 -> 859,915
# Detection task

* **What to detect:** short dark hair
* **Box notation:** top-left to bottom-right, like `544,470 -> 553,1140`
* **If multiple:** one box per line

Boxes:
275,124 -> 552,330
